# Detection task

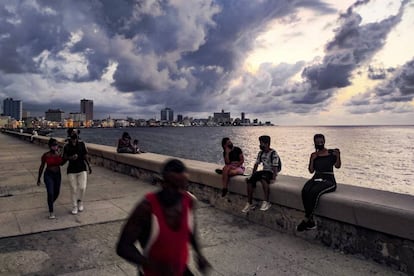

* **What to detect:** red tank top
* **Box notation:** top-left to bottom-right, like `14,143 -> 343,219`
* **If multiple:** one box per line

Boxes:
143,192 -> 192,276
42,154 -> 63,167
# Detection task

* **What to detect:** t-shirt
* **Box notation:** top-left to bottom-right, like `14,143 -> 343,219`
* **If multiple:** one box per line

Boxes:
255,149 -> 280,172
63,141 -> 88,174
223,146 -> 243,163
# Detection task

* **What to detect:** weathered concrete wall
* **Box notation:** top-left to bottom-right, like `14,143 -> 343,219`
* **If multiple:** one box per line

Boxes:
3,130 -> 414,274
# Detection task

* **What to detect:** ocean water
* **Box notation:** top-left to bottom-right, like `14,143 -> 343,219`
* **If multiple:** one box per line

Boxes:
52,126 -> 414,195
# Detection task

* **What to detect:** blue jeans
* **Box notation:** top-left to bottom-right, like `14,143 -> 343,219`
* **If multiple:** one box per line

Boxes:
44,170 -> 61,212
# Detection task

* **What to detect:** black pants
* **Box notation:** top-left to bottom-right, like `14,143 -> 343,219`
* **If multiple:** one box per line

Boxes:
301,177 -> 336,218
44,170 -> 61,213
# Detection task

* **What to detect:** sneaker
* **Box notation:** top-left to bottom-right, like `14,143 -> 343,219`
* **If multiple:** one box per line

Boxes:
296,219 -> 317,232
71,206 -> 78,215
296,220 -> 308,232
241,203 -> 255,213
78,200 -> 84,212
306,219 -> 317,230
259,201 -> 272,211
221,188 -> 228,197
48,213 -> 56,219
215,169 -> 223,174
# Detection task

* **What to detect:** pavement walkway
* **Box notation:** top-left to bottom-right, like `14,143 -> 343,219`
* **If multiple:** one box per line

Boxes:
0,133 -> 405,275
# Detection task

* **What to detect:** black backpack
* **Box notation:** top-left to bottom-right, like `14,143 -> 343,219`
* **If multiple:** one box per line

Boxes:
259,150 -> 282,172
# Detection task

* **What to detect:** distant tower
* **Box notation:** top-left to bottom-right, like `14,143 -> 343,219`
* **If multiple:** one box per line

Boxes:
161,107 -> 174,121
177,114 -> 183,122
80,99 -> 94,121
241,112 -> 245,123
3,98 -> 22,120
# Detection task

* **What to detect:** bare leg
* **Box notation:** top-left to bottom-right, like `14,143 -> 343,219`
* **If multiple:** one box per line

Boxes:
247,182 -> 254,204
261,180 -> 270,201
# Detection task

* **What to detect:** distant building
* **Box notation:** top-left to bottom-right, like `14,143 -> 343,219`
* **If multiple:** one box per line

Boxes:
80,99 -> 94,121
69,112 -> 86,123
45,109 -> 65,122
177,114 -> 183,122
213,109 -> 231,125
161,107 -> 174,121
3,98 -> 22,120
22,110 -> 30,120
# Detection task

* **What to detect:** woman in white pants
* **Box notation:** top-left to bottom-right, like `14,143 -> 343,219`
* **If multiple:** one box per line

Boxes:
63,133 -> 92,214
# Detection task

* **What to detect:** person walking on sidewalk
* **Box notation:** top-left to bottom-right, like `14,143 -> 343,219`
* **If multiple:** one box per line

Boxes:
219,137 -> 245,197
117,159 -> 210,276
63,133 -> 92,215
296,134 -> 341,232
37,138 -> 65,219
242,135 -> 280,213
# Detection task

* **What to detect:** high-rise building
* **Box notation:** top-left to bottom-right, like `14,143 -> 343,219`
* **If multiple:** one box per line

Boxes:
80,99 -> 93,121
177,114 -> 183,122
161,107 -> 174,121
45,109 -> 65,122
3,98 -> 22,120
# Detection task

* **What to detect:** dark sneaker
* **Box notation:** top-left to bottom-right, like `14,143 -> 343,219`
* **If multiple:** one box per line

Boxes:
296,220 -> 308,232
221,188 -> 228,197
215,169 -> 223,174
306,220 -> 316,230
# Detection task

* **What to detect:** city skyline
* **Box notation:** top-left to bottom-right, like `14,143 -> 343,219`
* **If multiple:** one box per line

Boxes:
0,1 -> 413,125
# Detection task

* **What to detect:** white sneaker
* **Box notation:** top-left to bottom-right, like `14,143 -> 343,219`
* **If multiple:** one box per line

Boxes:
260,201 -> 272,211
71,206 -> 78,215
78,200 -> 84,212
48,213 -> 56,219
241,203 -> 255,213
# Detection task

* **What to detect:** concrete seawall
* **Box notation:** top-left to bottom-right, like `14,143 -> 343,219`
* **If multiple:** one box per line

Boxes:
4,130 -> 414,274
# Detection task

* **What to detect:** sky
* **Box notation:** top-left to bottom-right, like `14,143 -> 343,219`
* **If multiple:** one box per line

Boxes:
0,0 -> 413,125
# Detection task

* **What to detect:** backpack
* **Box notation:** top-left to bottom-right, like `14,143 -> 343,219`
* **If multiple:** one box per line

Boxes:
259,150 -> 282,172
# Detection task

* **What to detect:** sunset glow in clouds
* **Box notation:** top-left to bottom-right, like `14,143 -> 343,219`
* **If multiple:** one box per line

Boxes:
0,0 -> 413,124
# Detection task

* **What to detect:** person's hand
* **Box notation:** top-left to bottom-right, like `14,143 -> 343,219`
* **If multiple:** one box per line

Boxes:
70,154 -> 78,160
270,178 -> 276,184
37,180 -> 41,186
88,166 -> 92,174
196,254 -> 211,274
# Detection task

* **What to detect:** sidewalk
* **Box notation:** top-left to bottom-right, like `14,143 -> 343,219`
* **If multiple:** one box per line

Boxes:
0,133 -> 405,275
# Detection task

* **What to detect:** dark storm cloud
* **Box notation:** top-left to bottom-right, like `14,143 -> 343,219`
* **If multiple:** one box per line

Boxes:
299,0 -> 407,103
347,58 -> 414,114
0,0 -> 335,115
1,0 -> 410,119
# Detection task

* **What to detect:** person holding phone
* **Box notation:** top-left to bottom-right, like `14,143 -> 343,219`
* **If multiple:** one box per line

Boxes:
218,137 -> 245,197
296,134 -> 341,232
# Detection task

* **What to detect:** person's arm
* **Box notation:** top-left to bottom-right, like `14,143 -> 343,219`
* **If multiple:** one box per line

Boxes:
189,198 -> 211,273
308,152 -> 317,173
333,149 -> 341,169
236,148 -> 244,167
37,154 -> 46,185
81,142 -> 92,174
224,149 -> 231,165
116,200 -> 151,266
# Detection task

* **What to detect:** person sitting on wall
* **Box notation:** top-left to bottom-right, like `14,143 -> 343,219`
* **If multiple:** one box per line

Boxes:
242,135 -> 280,213
296,133 -> 341,232
218,137 -> 245,197
117,132 -> 139,154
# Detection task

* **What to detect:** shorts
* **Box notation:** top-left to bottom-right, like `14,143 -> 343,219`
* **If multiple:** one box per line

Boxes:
226,162 -> 245,175
247,170 -> 274,188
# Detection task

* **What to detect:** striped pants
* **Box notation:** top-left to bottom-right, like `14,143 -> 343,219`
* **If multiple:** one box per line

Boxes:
301,177 -> 336,218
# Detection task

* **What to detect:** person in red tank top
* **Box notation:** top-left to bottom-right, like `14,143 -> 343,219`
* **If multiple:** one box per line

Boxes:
37,138 -> 65,219
117,159 -> 210,276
